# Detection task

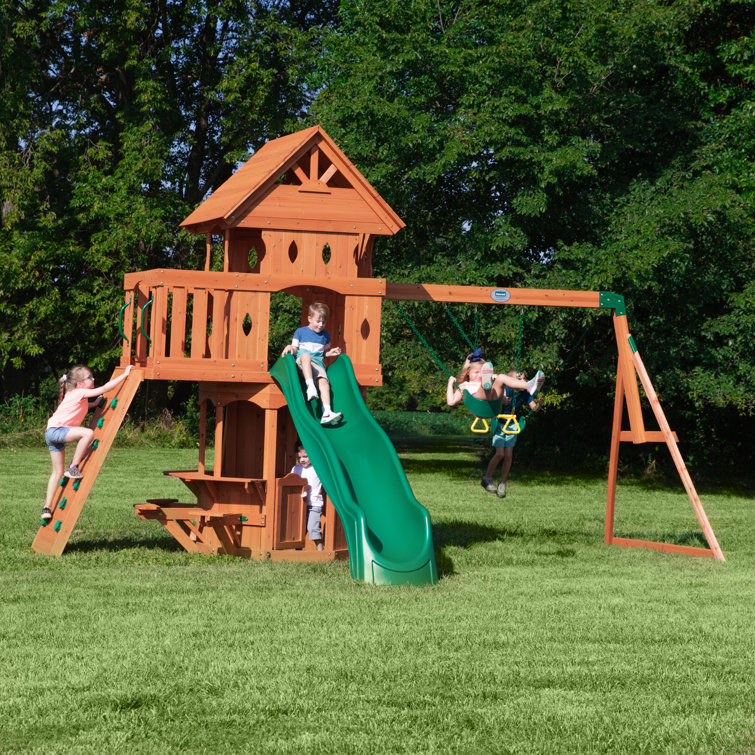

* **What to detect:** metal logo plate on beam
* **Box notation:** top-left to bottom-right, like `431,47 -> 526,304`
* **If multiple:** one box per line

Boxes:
490,288 -> 511,303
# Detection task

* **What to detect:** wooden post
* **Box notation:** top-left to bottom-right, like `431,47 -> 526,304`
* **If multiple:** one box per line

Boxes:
198,399 -> 207,475
605,362 -> 624,545
263,408 -> 278,553
223,228 -> 230,274
213,403 -> 224,477
613,313 -> 646,443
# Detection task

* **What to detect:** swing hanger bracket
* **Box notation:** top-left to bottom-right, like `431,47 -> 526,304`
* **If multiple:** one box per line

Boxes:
599,291 -> 626,316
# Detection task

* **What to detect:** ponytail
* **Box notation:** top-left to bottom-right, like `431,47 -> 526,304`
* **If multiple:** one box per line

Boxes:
456,358 -> 473,384
57,365 -> 91,405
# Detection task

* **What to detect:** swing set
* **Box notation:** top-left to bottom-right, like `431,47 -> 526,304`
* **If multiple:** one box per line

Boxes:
389,282 -> 724,562
31,125 -> 722,584
395,302 -> 533,436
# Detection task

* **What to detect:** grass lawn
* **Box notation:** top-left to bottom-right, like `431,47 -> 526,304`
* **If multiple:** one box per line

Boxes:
0,443 -> 753,754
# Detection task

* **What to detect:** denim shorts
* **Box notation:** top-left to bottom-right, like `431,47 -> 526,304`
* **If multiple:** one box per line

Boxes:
45,426 -> 70,452
492,423 -> 521,448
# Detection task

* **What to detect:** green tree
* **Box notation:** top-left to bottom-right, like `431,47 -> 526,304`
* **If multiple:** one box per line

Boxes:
0,0 -> 336,397
309,0 -> 754,473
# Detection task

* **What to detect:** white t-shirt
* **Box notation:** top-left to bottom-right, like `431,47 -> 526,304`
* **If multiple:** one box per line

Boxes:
458,380 -> 482,395
291,463 -> 324,510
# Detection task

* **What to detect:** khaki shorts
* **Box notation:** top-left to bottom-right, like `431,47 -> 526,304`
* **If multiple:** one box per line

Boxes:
296,353 -> 327,380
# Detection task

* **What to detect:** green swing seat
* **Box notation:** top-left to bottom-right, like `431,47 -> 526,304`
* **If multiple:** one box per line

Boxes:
462,391 -> 504,419
462,391 -> 504,434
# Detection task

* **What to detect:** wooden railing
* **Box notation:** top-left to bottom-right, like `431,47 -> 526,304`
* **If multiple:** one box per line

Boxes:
120,269 -> 385,383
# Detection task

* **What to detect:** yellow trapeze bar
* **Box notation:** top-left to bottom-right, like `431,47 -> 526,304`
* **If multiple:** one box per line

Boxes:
497,413 -> 521,435
470,416 -> 490,434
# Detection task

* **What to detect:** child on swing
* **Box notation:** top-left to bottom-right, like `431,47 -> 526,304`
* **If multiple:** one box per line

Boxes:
42,363 -> 133,521
446,348 -> 542,409
484,370 -> 544,497
446,349 -> 544,493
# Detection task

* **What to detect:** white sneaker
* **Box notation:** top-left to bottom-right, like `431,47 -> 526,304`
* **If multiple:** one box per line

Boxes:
527,370 -> 545,397
320,410 -> 342,426
306,385 -> 318,401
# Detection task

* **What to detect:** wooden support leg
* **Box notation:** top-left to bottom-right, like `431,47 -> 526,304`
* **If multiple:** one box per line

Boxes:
629,346 -> 725,561
613,314 -> 646,442
163,519 -> 207,554
605,363 -> 625,545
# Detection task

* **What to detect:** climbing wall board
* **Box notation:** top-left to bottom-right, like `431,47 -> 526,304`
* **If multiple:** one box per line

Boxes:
32,369 -> 143,557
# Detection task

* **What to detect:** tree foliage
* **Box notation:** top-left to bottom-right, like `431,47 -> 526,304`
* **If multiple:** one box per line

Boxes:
0,0 -> 334,392
0,0 -> 752,474
308,0 -> 754,472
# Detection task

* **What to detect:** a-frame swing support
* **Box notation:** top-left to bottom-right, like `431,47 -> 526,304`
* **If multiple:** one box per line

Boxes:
384,283 -> 724,562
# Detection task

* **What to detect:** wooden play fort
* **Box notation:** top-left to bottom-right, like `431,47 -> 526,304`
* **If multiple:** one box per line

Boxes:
32,125 -> 723,577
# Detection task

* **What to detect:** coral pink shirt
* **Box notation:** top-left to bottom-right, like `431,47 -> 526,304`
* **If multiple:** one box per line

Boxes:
47,388 -> 90,429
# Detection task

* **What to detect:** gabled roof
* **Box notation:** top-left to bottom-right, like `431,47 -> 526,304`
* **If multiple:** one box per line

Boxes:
180,125 -> 404,235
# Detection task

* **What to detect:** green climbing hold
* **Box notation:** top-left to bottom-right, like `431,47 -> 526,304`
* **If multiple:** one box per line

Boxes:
72,479 -> 81,491
59,476 -> 68,488
240,516 -> 248,522
96,417 -> 104,428
91,439 -> 99,450
59,498 -> 67,510
54,521 -> 61,532
110,398 -> 118,409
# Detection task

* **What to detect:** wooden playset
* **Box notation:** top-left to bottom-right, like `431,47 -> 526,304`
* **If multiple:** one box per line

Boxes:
32,125 -> 723,578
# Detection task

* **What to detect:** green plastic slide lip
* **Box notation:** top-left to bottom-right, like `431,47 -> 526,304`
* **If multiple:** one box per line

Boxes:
270,354 -> 438,587
599,291 -> 626,316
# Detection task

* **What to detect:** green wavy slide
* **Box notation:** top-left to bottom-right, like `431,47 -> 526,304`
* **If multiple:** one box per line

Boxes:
270,354 -> 438,587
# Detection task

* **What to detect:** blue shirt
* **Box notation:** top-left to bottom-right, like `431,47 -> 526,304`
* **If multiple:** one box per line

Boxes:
503,388 -> 533,418
292,326 -> 330,363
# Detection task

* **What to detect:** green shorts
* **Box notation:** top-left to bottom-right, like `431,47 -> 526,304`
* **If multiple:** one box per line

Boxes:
492,416 -> 525,448
492,427 -> 518,448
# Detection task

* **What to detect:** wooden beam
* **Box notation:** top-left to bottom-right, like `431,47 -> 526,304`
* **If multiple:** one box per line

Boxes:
620,430 -> 678,443
613,314 -> 646,443
293,164 -> 308,184
385,282 -> 601,308
309,146 -> 319,181
319,163 -> 337,184
125,269 -> 386,297
611,538 -> 717,559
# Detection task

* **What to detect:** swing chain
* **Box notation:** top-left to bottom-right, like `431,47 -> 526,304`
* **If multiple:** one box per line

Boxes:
516,309 -> 524,373
395,302 -> 453,378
